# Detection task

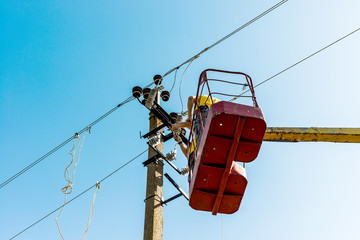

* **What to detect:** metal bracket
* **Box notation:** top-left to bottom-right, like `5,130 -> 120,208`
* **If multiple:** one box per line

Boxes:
144,194 -> 163,203
162,193 -> 182,206
142,155 -> 160,167
147,143 -> 182,175
141,123 -> 167,139
161,173 -> 189,205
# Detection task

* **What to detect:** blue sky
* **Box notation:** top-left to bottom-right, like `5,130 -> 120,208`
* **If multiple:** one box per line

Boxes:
1,0 -> 360,239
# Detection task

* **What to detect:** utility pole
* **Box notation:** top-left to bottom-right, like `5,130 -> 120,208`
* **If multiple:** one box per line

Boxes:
144,95 -> 164,240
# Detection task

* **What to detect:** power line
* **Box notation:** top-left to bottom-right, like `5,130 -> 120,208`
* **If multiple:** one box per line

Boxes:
179,59 -> 195,113
0,97 -> 131,190
9,149 -> 148,240
227,26 -> 360,102
0,80 -> 156,190
1,0 -> 288,190
176,27 -> 360,117
13,24 -> 354,238
169,68 -> 178,93
162,0 -> 288,78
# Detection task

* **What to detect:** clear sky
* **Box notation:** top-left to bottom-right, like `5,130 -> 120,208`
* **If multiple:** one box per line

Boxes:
1,0 -> 360,239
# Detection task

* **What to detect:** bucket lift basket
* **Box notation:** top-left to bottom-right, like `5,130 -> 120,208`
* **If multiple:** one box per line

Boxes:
187,69 -> 267,215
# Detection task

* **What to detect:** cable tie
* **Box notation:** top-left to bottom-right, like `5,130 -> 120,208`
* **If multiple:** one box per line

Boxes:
95,182 -> 100,189
87,126 -> 91,133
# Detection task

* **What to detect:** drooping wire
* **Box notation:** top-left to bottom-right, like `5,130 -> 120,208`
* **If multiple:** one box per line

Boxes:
82,182 -> 101,240
55,135 -> 80,240
70,128 -> 90,189
229,26 -> 360,102
162,0 -> 288,78
0,0 -> 288,190
9,149 -> 148,240
179,59 -> 195,113
169,68 -> 179,93
63,134 -> 80,194
54,135 -> 79,240
55,128 -> 90,240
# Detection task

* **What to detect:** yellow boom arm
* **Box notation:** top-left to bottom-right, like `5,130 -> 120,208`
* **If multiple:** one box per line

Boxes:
263,128 -> 360,143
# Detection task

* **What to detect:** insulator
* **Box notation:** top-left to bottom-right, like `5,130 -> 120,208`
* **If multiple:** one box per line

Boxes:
160,91 -> 170,102
176,115 -> 183,123
180,128 -> 186,136
149,133 -> 161,147
153,74 -> 163,85
165,146 -> 177,161
169,112 -> 178,121
180,166 -> 190,176
145,88 -> 157,109
143,88 -> 151,99
132,86 -> 142,99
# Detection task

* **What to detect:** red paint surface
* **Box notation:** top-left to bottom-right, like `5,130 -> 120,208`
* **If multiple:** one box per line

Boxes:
189,101 -> 266,214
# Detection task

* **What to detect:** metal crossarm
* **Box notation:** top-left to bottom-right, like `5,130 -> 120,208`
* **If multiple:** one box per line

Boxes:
164,173 -> 189,201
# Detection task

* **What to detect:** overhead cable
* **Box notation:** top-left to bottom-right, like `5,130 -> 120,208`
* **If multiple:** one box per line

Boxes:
1,0 -> 288,190
0,100 -> 127,189
229,27 -> 360,102
169,68 -> 178,93
9,149 -> 148,240
0,83 -> 154,190
179,59 -> 195,113
162,0 -> 288,78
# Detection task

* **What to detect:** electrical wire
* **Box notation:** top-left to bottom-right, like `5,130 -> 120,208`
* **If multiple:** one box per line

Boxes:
229,26 -> 360,102
55,129 -> 90,240
55,135 -> 80,240
9,149 -> 148,240
179,59 -> 195,113
1,0 -> 288,190
81,182 -> 101,240
162,0 -> 288,78
9,11 -> 357,240
0,96 -> 137,190
169,68 -> 178,93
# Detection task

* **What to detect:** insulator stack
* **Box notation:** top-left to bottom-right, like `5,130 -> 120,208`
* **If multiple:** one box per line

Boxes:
149,133 -> 161,148
176,115 -> 183,123
160,91 -> 170,102
145,88 -> 158,109
142,88 -> 151,99
180,166 -> 190,176
165,147 -> 177,161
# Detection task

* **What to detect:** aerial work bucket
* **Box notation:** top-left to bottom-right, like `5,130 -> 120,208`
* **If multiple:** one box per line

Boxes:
187,69 -> 266,215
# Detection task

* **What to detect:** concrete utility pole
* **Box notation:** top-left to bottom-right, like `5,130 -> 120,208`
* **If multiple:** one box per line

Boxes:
144,96 -> 164,240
